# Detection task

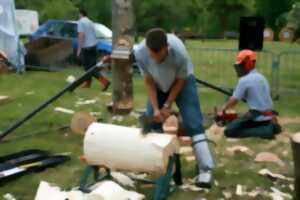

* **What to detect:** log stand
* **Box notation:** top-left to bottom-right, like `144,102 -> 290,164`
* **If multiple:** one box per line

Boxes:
79,154 -> 182,200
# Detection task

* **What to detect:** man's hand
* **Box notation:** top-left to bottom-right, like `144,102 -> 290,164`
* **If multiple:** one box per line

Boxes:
222,97 -> 238,113
161,107 -> 172,119
101,55 -> 111,63
153,109 -> 164,123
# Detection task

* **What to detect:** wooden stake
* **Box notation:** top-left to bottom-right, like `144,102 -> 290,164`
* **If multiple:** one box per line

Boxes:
291,132 -> 300,200
111,0 -> 134,114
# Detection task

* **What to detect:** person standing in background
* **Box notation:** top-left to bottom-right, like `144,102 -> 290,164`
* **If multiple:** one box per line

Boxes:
77,9 -> 110,91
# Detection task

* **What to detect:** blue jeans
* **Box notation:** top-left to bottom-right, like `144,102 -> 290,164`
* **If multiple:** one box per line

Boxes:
146,75 -> 204,137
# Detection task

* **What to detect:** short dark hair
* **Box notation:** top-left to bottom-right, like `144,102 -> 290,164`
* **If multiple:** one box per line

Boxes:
146,28 -> 167,52
79,9 -> 88,17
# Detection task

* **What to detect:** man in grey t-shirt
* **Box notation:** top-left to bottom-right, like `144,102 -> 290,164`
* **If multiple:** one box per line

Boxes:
222,50 -> 281,138
77,9 -> 110,91
134,28 -> 215,188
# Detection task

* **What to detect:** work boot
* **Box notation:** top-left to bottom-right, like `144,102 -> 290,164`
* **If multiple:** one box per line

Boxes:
192,134 -> 215,188
81,80 -> 92,88
97,76 -> 110,91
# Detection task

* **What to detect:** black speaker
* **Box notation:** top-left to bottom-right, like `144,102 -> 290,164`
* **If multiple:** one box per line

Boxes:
239,17 -> 265,51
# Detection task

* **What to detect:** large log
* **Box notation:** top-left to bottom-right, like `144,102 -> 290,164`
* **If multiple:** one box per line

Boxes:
84,123 -> 180,175
292,133 -> 300,200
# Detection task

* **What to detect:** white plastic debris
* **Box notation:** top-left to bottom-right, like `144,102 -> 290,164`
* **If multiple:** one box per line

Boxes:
3,193 -> 16,200
35,181 -> 68,200
91,180 -> 144,200
54,107 -> 75,114
270,193 -> 284,200
103,92 -> 112,97
25,91 -> 35,95
127,173 -> 148,180
90,112 -> 102,117
259,168 -> 293,182
35,180 -> 144,200
111,171 -> 135,188
179,184 -> 204,192
66,75 -> 76,83
236,184 -> 244,196
129,111 -> 140,119
112,115 -> 124,122
75,99 -> 97,106
185,155 -> 195,162
179,146 -> 193,155
270,187 -> 292,199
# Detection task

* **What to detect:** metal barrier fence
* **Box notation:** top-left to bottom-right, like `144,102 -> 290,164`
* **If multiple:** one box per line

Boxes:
187,47 -> 300,100
277,51 -> 300,97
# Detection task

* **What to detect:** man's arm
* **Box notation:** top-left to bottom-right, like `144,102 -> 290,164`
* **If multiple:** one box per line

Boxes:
165,78 -> 185,107
222,97 -> 238,112
144,75 -> 163,122
160,78 -> 185,119
77,32 -> 84,57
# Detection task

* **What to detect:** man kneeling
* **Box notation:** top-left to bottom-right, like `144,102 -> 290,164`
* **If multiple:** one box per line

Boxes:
221,50 -> 281,139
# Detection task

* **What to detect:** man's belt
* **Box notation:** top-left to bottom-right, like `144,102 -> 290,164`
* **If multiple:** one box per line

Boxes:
249,110 -> 278,117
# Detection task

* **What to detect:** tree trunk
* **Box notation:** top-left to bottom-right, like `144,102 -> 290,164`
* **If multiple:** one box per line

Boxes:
111,0 -> 134,114
291,133 -> 300,200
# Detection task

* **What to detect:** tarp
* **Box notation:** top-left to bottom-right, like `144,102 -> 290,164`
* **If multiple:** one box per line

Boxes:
0,0 -> 26,72
15,9 -> 39,36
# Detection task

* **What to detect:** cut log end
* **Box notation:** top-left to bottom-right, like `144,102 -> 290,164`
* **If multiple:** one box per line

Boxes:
71,112 -> 97,135
292,133 -> 300,143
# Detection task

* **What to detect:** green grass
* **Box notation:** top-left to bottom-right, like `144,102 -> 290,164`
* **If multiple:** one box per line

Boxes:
0,40 -> 299,199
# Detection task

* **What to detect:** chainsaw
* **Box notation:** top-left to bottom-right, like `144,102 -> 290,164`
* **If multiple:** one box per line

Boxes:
214,107 -> 238,127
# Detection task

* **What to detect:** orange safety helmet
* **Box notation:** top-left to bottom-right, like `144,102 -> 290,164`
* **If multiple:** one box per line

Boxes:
235,49 -> 256,71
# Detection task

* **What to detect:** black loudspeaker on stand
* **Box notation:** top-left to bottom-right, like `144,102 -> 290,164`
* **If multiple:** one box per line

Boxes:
239,17 -> 265,51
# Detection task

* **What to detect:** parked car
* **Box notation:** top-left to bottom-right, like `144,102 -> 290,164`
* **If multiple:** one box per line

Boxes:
30,19 -> 142,73
30,19 -> 112,57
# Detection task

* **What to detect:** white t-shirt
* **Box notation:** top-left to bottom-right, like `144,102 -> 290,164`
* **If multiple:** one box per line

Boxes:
77,17 -> 97,48
134,34 -> 194,92
233,69 -> 273,121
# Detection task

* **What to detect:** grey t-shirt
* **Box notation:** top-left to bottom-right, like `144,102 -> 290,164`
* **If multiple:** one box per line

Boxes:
232,69 -> 273,121
134,34 -> 194,92
78,17 -> 97,48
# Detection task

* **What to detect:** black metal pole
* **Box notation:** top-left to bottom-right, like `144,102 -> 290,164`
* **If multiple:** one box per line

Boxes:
195,78 -> 232,96
0,63 -> 102,141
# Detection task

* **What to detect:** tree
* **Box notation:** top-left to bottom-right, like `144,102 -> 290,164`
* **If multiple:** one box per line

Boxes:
286,2 -> 300,30
133,0 -> 198,34
15,0 -> 78,22
206,0 -> 253,34
74,0 -> 112,26
255,0 -> 293,28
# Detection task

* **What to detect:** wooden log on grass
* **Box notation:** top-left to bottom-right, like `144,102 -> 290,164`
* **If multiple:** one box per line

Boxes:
84,123 -> 180,175
291,132 -> 300,200
70,112 -> 96,135
0,96 -> 12,106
